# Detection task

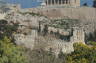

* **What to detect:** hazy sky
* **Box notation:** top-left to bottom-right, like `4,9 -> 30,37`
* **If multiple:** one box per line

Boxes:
3,0 -> 93,8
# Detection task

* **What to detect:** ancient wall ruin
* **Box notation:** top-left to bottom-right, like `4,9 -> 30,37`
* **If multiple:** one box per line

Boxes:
30,7 -> 96,21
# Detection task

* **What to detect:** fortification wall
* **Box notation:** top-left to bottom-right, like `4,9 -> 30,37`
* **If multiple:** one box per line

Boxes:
29,7 -> 96,35
30,7 -> 96,21
34,35 -> 74,55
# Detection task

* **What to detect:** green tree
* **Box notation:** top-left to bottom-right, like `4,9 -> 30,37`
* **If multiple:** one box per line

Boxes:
66,43 -> 96,63
0,20 -> 19,39
0,36 -> 29,63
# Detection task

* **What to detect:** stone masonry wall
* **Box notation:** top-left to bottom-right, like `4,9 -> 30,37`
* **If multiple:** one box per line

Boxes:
30,7 -> 96,21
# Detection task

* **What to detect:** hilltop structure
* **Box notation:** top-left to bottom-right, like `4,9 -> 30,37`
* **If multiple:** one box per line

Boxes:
1,3 -> 95,56
4,0 -> 94,8
13,20 -> 85,55
41,0 -> 80,7
8,11 -> 85,55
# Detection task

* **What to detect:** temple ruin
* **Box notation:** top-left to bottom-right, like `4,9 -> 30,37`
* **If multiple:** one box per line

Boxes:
41,0 -> 80,7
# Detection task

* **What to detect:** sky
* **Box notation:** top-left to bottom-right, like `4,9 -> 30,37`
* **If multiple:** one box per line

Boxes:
2,0 -> 94,8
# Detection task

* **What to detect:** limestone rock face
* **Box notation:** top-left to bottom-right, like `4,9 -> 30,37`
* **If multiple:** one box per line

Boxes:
14,29 -> 38,50
10,11 -> 85,55
5,11 -> 49,28
0,13 -> 6,19
35,35 -> 74,55
5,7 -> 87,56
30,7 -> 96,37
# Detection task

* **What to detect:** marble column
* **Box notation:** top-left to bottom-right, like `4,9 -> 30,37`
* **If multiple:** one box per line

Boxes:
48,0 -> 49,5
62,0 -> 64,4
61,0 -> 62,5
64,0 -> 66,4
67,0 -> 68,4
54,0 -> 56,5
46,0 -> 48,5
51,0 -> 53,5
68,0 -> 70,4
65,0 -> 67,4
63,0 -> 65,4
58,0 -> 59,5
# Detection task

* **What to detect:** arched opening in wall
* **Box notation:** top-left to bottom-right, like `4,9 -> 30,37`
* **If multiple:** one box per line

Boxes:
83,3 -> 88,7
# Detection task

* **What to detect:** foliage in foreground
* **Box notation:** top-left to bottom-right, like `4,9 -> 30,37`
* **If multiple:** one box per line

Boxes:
0,20 -> 19,39
0,19 -> 29,63
27,49 -> 66,63
0,19 -> 96,63
66,43 -> 96,63
0,37 -> 29,63
27,42 -> 96,63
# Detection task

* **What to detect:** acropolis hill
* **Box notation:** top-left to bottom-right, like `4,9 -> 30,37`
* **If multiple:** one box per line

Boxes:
0,1 -> 96,63
1,2 -> 96,56
30,7 -> 96,20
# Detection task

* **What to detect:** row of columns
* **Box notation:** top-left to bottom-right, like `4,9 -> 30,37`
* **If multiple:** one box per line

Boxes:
46,0 -> 71,5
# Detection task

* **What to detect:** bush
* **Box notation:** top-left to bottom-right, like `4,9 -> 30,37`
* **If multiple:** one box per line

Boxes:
66,43 -> 96,63
87,41 -> 96,46
0,36 -> 29,63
